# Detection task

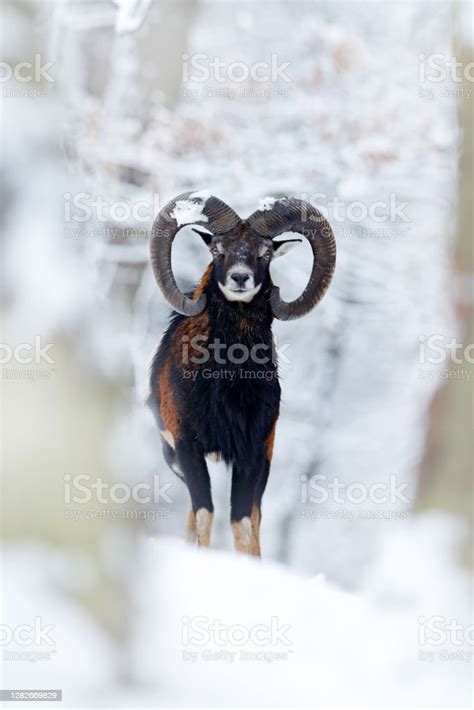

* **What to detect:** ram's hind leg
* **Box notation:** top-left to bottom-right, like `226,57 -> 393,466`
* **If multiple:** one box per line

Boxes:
159,436 -> 195,542
175,440 -> 214,547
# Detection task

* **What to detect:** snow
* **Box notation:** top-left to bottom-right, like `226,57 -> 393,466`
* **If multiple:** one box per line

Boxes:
170,199 -> 210,227
113,0 -> 151,34
189,189 -> 211,202
1,544 -> 118,705
131,515 -> 471,707
2,512 -> 471,707
259,196 -> 277,211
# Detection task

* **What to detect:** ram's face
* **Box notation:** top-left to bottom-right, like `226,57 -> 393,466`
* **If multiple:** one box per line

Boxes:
194,228 -> 300,303
209,232 -> 271,302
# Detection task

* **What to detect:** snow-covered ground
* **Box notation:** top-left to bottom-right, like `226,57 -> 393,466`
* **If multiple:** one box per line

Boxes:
2,512 -> 472,707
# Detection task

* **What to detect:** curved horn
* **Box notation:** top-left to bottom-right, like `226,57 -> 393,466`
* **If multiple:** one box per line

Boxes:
150,192 -> 241,316
246,198 -> 336,320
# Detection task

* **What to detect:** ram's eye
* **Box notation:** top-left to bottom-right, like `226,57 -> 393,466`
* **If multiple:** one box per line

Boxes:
211,243 -> 224,257
258,246 -> 271,260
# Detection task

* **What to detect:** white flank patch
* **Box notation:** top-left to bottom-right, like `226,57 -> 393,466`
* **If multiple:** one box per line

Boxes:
170,200 -> 209,227
258,196 -> 277,211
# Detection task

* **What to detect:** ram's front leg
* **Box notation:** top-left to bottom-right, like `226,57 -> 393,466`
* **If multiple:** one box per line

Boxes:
231,424 -> 275,556
249,460 -> 271,557
176,439 -> 214,547
250,425 -> 276,556
230,465 -> 259,555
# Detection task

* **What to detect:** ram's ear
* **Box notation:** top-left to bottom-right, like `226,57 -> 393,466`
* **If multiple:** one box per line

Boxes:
272,239 -> 302,258
191,227 -> 213,247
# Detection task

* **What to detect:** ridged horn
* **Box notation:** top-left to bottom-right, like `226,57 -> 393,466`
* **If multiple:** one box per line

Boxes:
150,192 -> 241,315
246,198 -> 336,320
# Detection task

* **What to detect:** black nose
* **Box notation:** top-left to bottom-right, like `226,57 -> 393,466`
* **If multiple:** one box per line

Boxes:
230,272 -> 250,288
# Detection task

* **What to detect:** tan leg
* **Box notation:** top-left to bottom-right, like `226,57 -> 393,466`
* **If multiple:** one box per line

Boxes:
231,516 -> 254,554
195,508 -> 213,547
186,507 -> 196,543
250,504 -> 261,557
